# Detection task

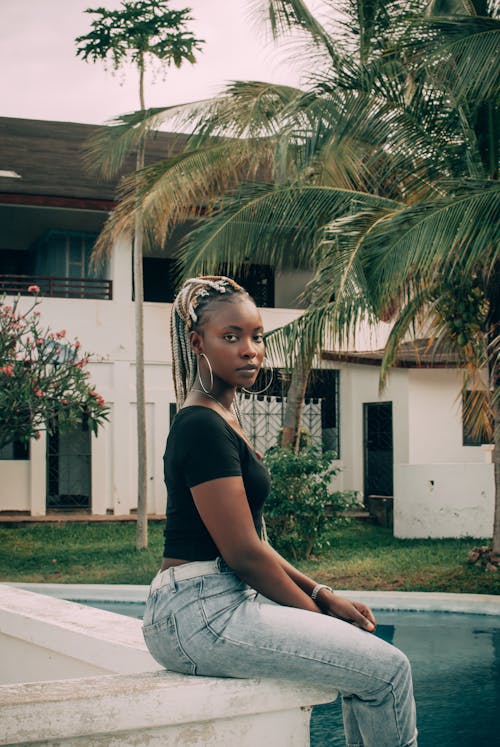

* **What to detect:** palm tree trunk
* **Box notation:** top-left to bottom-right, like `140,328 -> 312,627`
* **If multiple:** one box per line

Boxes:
492,385 -> 500,555
281,350 -> 313,452
135,53 -> 148,551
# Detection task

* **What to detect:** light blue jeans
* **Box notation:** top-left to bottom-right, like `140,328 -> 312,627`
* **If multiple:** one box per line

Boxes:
143,558 -> 418,747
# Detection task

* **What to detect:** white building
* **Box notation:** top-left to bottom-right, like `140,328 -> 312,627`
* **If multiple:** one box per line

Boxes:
0,117 -> 494,539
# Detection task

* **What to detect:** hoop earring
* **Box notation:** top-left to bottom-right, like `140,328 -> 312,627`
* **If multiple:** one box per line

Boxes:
198,352 -> 214,394
242,363 -> 274,395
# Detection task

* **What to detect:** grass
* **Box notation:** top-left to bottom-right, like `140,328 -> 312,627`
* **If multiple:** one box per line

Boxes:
0,520 -> 499,595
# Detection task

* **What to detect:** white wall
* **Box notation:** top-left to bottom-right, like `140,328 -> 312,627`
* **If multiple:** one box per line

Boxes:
274,269 -> 312,308
0,461 -> 30,511
408,369 -> 486,464
394,462 -> 495,539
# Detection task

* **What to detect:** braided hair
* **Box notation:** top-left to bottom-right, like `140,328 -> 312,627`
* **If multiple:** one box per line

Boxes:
170,275 -> 250,407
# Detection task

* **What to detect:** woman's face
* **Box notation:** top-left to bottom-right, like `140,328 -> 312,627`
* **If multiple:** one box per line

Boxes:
192,296 -> 265,390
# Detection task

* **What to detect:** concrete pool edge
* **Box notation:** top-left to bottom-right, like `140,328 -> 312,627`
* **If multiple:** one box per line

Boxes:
0,584 -> 334,746
4,582 -> 500,615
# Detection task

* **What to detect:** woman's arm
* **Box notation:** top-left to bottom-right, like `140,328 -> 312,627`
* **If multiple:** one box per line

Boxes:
191,475 -> 322,613
267,543 -> 376,632
191,475 -> 375,630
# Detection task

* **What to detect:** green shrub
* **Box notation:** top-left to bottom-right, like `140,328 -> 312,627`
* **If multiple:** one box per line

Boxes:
263,445 -> 360,560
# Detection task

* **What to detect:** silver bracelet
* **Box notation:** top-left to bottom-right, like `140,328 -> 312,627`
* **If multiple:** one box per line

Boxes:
311,584 -> 334,601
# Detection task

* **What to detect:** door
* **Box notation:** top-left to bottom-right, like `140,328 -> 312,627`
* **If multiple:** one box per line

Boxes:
46,424 -> 91,511
363,402 -> 393,498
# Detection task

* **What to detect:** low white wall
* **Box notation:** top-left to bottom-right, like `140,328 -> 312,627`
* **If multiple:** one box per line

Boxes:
0,586 -> 334,746
0,460 -> 30,511
394,462 -> 495,538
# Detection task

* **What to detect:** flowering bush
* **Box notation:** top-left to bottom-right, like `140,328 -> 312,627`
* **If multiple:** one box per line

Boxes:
0,288 -> 109,449
263,445 -> 361,560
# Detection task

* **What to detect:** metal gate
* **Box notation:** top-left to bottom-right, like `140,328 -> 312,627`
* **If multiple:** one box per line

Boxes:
46,424 -> 91,511
363,402 -> 393,498
237,368 -> 339,455
238,394 -> 323,454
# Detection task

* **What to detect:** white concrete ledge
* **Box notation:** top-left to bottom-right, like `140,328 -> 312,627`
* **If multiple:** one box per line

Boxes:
0,586 -> 334,746
0,670 -> 333,747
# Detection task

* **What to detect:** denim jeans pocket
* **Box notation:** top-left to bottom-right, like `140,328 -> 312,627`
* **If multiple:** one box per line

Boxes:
143,613 -> 197,675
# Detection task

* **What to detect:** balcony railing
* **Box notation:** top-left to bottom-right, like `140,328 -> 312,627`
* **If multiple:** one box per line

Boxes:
0,274 -> 113,300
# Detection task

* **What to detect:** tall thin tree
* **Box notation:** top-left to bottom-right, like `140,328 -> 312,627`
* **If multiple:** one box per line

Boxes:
76,0 -> 203,549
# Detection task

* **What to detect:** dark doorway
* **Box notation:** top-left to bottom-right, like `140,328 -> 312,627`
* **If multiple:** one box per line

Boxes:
46,424 -> 91,511
363,402 -> 393,499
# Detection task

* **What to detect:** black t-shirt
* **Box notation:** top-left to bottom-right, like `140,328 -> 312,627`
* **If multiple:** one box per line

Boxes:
163,406 -> 271,560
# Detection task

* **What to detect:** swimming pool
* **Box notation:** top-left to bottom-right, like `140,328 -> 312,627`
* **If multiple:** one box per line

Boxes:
80,600 -> 500,747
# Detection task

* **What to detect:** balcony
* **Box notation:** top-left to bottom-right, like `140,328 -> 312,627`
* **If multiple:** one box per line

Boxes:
0,274 -> 112,300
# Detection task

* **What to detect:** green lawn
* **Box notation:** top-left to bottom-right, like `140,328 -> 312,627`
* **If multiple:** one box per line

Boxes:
1,521 -> 498,594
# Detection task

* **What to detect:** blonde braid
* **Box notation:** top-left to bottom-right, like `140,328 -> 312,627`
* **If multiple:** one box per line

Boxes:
170,276 -> 246,407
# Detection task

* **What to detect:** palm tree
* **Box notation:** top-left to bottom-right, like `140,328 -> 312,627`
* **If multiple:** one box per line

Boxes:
87,1 -> 499,545
89,0 -> 427,451
76,0 -> 202,549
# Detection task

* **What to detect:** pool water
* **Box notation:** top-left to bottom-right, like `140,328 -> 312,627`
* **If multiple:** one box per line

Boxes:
310,611 -> 500,747
81,601 -> 500,747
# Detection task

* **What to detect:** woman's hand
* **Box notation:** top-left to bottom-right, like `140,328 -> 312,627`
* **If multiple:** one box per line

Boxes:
317,589 -> 377,632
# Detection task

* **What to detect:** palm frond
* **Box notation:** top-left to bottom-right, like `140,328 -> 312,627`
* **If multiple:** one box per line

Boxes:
180,184 -> 398,278
378,288 -> 433,387
83,107 -> 182,178
84,80 -> 307,179
90,138 -> 275,267
249,0 -> 340,63
362,180 -> 500,298
182,81 -> 308,141
408,16 -> 500,103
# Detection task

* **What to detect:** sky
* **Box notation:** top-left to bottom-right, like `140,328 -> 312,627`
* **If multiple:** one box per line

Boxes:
0,0 -> 311,126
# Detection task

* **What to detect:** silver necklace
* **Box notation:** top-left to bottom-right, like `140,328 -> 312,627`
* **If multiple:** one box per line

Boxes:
193,388 -> 245,431
193,388 -> 232,413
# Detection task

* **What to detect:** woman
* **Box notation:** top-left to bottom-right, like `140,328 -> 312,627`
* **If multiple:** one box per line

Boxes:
143,276 -> 418,747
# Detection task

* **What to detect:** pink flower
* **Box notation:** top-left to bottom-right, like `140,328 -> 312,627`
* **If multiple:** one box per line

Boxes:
56,329 -> 66,339
28,285 -> 40,294
97,396 -> 105,407
74,341 -> 81,349
34,432 -> 41,440
34,387 -> 44,397
0,365 -> 14,376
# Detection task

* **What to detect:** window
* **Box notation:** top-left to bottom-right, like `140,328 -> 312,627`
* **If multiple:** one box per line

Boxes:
219,263 -> 275,307
32,230 -> 100,279
26,230 -> 111,299
462,391 -> 493,446
143,257 -> 177,302
0,440 -> 30,460
234,265 -> 274,308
